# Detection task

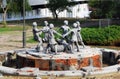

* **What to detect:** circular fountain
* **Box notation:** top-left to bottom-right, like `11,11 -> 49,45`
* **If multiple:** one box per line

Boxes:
16,46 -> 102,71
0,21 -> 120,77
0,46 -> 120,77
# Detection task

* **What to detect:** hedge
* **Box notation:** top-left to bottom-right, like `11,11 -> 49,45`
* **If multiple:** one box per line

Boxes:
81,25 -> 120,46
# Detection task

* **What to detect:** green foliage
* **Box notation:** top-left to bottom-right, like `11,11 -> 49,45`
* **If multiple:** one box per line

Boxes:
89,0 -> 120,18
46,0 -> 78,19
10,0 -> 31,14
27,36 -> 37,43
0,0 -> 31,13
81,25 -> 120,46
0,0 -> 31,27
47,0 -> 70,19
113,0 -> 120,18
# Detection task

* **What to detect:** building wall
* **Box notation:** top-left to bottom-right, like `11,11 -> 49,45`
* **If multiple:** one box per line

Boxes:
41,3 -> 90,18
0,0 -> 90,22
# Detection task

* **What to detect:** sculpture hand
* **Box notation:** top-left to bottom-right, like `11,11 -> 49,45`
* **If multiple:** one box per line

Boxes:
62,35 -> 65,38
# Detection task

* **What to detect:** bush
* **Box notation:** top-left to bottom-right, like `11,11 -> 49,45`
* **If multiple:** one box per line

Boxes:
81,25 -> 120,46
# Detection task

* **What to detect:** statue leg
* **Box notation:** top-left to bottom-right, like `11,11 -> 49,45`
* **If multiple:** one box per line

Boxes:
81,41 -> 85,48
36,35 -> 44,52
44,33 -> 49,42
36,43 -> 43,52
69,44 -> 73,53
70,41 -> 75,53
45,44 -> 50,54
75,42 -> 80,52
72,43 -> 74,51
54,44 -> 58,54
78,35 -> 85,48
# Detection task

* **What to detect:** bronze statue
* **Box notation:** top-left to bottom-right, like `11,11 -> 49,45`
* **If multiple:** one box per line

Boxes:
45,23 -> 62,54
63,23 -> 80,52
42,21 -> 49,42
32,22 -> 43,52
76,21 -> 85,48
32,20 -> 85,54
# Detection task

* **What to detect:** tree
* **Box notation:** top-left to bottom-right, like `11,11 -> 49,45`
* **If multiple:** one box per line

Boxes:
10,0 -> 31,15
0,0 -> 9,27
46,0 -> 70,19
89,0 -> 116,19
113,0 -> 120,18
47,0 -> 88,19
0,0 -> 31,27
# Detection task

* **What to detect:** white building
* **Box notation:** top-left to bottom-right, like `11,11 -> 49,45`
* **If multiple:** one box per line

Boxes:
0,0 -> 90,21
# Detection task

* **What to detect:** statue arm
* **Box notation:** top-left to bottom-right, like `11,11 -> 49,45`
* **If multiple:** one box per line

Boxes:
36,29 -> 42,33
41,27 -> 46,32
63,30 -> 71,37
68,27 -> 71,30
54,30 -> 62,37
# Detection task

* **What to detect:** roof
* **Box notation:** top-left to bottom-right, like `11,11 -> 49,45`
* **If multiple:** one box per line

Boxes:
29,0 -> 88,6
29,0 -> 47,6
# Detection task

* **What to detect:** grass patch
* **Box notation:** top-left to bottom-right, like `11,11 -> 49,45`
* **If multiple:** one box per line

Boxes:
0,26 -> 29,33
27,36 -> 37,43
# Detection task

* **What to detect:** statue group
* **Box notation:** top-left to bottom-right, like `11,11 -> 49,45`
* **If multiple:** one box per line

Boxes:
32,20 -> 85,54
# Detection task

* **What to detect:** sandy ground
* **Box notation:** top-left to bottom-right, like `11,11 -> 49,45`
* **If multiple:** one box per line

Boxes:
0,30 -> 36,52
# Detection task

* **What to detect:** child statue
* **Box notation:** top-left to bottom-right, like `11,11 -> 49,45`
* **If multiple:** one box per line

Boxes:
45,23 -> 62,54
42,21 -> 49,42
59,20 -> 70,43
76,21 -> 85,48
63,23 -> 80,52
32,22 -> 43,52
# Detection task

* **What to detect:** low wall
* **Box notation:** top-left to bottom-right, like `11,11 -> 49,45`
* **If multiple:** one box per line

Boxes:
16,47 -> 102,71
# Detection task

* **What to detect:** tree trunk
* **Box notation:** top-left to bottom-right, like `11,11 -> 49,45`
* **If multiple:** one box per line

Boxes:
55,12 -> 58,19
2,10 -> 7,27
53,11 -> 58,19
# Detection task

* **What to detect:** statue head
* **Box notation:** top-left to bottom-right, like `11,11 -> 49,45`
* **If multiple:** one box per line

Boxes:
76,21 -> 80,26
64,20 -> 68,25
44,21 -> 48,26
73,23 -> 77,28
49,23 -> 54,29
33,22 -> 37,27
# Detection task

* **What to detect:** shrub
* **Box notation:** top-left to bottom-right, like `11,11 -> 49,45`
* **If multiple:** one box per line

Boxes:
81,25 -> 120,46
